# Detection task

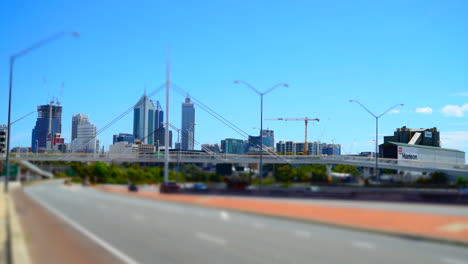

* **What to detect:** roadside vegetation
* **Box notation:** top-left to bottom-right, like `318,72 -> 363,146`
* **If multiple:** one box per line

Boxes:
52,162 -> 467,188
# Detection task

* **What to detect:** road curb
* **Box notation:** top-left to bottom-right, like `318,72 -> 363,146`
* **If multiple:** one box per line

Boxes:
96,187 -> 468,248
1,183 -> 32,264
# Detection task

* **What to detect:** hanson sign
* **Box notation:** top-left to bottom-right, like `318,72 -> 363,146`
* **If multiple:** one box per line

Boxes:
398,146 -> 418,160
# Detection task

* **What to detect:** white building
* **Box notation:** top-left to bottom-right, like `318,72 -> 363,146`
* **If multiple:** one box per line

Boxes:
71,121 -> 98,153
108,141 -> 155,155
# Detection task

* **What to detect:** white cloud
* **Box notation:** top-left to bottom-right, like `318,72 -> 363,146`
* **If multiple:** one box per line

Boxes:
441,104 -> 468,117
388,109 -> 400,114
415,107 -> 433,114
454,92 -> 468,97
441,131 -> 468,149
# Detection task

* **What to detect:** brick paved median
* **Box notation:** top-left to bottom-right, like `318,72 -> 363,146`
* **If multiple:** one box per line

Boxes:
96,185 -> 468,245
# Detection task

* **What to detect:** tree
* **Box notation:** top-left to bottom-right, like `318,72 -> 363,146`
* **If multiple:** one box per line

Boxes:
332,164 -> 359,176
310,165 -> 327,182
430,171 -> 448,184
455,176 -> 467,187
275,164 -> 294,183
93,161 -> 109,183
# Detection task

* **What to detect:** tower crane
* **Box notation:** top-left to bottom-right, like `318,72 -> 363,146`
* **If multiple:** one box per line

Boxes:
266,117 -> 319,155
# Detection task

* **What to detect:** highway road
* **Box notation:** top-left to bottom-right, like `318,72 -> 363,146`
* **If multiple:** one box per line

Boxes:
24,181 -> 468,264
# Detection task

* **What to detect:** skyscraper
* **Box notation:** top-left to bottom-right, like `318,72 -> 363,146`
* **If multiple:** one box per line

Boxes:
181,96 -> 195,150
71,119 -> 98,153
72,114 -> 89,141
133,94 -> 156,145
31,104 -> 62,153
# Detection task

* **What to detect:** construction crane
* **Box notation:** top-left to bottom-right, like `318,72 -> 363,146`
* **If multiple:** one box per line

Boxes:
266,117 -> 320,155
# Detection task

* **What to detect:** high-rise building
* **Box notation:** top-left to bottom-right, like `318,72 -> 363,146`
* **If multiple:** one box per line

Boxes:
248,129 -> 275,152
71,119 -> 98,153
31,104 -> 62,153
133,94 -> 156,145
154,127 -> 172,150
0,125 -> 7,153
71,114 -> 89,141
181,96 -> 195,150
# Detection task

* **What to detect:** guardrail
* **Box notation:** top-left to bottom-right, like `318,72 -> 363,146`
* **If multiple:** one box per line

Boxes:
8,153 -> 468,175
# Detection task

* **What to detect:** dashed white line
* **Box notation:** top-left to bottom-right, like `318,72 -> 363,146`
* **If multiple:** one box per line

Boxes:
293,230 -> 311,239
131,214 -> 145,222
351,240 -> 376,250
251,222 -> 266,229
441,257 -> 468,264
195,232 -> 227,246
219,211 -> 230,221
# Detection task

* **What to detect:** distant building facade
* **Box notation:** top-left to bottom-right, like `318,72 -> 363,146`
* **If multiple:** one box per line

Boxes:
71,117 -> 98,153
113,133 -> 135,144
221,138 -> 245,155
248,129 -> 275,152
276,141 -> 340,156
133,94 -> 156,145
383,126 -> 440,147
31,104 -> 62,153
71,114 -> 89,141
380,127 -> 464,164
181,96 -> 195,150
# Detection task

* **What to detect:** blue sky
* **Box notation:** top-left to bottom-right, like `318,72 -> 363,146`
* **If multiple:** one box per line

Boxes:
1,0 -> 467,159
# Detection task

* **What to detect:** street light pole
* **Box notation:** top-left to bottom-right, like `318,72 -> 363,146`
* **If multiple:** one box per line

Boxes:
234,80 -> 288,187
349,100 -> 403,183
4,31 -> 79,192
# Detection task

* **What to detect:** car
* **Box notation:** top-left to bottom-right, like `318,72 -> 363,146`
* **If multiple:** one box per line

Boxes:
128,183 -> 138,192
160,181 -> 181,193
193,183 -> 208,191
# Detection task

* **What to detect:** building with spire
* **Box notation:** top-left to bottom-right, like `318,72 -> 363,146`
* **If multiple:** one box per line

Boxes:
181,96 -> 195,150
133,94 -> 156,145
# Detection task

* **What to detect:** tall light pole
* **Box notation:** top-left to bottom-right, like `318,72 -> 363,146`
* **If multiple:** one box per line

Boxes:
234,80 -> 288,186
4,31 -> 79,192
349,100 -> 403,183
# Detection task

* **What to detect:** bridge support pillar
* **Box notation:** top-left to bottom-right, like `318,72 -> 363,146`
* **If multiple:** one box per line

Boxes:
326,164 -> 332,182
363,167 -> 370,179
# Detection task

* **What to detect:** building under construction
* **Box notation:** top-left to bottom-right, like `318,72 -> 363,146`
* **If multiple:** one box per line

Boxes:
31,103 -> 62,153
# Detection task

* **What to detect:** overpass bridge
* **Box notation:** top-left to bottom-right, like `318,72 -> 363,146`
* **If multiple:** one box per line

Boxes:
8,153 -> 468,177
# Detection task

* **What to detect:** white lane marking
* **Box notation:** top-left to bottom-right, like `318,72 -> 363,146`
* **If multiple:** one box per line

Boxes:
26,192 -> 142,264
251,222 -> 266,229
195,232 -> 227,246
351,240 -> 376,250
219,211 -> 230,221
96,203 -> 109,210
441,257 -> 468,264
195,211 -> 207,217
293,230 -> 311,239
131,214 -> 145,222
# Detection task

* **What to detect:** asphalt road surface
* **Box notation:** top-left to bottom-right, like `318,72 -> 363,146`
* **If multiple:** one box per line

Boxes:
24,181 -> 468,264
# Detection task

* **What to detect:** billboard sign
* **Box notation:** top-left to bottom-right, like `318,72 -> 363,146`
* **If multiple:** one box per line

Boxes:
425,131 -> 432,139
398,146 -> 418,160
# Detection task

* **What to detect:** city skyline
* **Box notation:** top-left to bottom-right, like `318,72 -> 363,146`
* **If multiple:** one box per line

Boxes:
1,0 -> 467,160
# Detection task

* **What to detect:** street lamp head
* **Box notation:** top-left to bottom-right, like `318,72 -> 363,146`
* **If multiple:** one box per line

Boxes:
233,80 -> 240,84
71,32 -> 80,37
349,99 -> 356,103
283,83 -> 289,87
